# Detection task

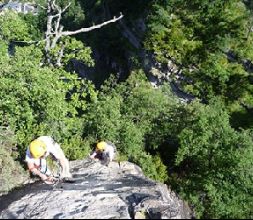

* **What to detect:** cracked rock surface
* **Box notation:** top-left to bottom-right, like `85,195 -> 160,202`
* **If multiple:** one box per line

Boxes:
0,159 -> 192,219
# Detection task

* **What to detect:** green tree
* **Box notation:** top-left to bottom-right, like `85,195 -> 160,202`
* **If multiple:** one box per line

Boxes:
144,0 -> 253,113
174,99 -> 253,218
0,40 -> 96,160
83,71 -> 178,182
0,11 -> 31,41
0,3 -> 91,171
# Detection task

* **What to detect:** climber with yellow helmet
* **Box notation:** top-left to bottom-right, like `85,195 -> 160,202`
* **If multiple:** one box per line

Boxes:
89,141 -> 116,166
25,136 -> 72,184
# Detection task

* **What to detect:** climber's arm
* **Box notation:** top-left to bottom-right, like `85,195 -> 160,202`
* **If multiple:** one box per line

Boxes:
27,162 -> 49,181
49,144 -> 72,178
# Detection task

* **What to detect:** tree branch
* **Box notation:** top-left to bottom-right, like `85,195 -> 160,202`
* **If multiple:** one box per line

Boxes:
62,2 -> 71,14
62,13 -> 124,36
43,0 -> 123,67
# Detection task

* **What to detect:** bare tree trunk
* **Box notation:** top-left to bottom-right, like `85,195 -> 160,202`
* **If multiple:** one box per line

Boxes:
43,0 -> 123,67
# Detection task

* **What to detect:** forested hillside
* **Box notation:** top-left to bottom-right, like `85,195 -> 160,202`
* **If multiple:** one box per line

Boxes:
0,0 -> 252,218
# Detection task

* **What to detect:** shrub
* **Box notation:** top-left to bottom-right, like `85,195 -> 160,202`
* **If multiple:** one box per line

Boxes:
0,127 -> 29,195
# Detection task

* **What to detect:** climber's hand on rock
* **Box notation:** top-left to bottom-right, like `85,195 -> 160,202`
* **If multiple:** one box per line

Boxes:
41,174 -> 49,182
43,176 -> 56,185
44,180 -> 55,185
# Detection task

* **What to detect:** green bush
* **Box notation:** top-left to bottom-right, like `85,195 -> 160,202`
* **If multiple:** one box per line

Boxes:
0,127 -> 29,195
0,42 -> 97,159
137,153 -> 168,183
175,99 -> 253,218
83,70 -> 176,183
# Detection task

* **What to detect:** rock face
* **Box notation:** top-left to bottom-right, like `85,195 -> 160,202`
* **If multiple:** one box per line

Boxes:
0,159 -> 192,219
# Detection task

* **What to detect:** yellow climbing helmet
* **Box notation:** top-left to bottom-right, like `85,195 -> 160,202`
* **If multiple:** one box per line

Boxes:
29,139 -> 47,159
96,141 -> 107,151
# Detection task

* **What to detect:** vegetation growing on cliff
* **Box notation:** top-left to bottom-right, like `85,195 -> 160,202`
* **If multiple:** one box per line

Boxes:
0,0 -> 252,218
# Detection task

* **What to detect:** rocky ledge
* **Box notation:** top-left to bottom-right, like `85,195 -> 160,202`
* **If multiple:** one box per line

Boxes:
0,159 -> 192,219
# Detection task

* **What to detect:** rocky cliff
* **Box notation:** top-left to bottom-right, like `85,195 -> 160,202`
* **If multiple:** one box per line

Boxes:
0,159 -> 192,219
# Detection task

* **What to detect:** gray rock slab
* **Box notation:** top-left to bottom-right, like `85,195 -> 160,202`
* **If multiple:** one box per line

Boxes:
0,159 -> 192,219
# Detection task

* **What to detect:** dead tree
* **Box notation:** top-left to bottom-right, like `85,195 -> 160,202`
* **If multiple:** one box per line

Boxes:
42,0 -> 123,66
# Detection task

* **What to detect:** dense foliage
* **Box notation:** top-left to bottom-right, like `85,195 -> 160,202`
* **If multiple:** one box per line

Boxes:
175,99 -> 253,218
145,0 -> 253,128
0,0 -> 252,218
0,127 -> 29,194
0,12 -> 95,160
